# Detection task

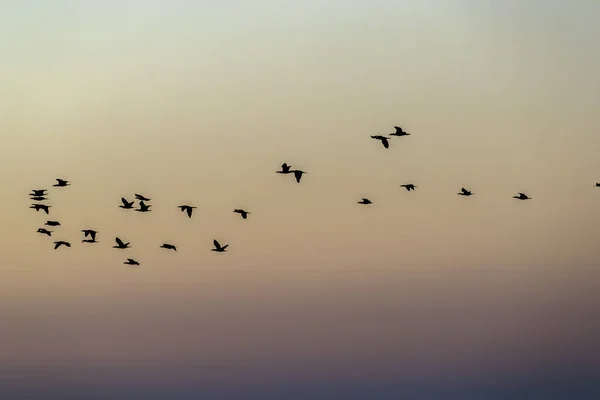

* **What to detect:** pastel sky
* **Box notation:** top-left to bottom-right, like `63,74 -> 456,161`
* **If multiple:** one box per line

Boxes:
1,1 -> 600,398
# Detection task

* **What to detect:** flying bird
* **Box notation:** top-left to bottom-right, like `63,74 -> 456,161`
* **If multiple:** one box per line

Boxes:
53,241 -> 71,250
30,196 -> 47,201
45,221 -> 60,227
135,194 -> 151,202
458,188 -> 473,196
37,228 -> 52,236
178,205 -> 196,218
276,163 -> 293,174
358,198 -> 373,205
371,135 -> 390,148
513,193 -> 531,200
160,243 -> 177,251
30,189 -> 47,196
233,209 -> 250,219
595,183 -> 600,187
82,239 -> 98,244
390,126 -> 410,136
136,201 -> 151,212
30,204 -> 51,214
293,170 -> 307,183
124,258 -> 140,266
211,239 -> 229,252
119,197 -> 135,209
81,229 -> 97,241
400,184 -> 417,191
113,237 -> 131,249
53,179 -> 70,187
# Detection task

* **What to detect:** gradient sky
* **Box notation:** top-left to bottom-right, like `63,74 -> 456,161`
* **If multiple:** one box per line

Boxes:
1,1 -> 600,398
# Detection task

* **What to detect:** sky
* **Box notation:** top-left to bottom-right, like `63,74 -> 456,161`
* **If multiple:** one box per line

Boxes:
1,0 -> 600,398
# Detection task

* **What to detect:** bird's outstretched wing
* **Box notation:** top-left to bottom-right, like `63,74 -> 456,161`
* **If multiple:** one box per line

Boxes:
186,207 -> 193,218
116,237 -> 124,247
54,242 -> 60,249
381,138 -> 389,148
213,239 -> 221,249
121,197 -> 129,206
221,244 -> 229,250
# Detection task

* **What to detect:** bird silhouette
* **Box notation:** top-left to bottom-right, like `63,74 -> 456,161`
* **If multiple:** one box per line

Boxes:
30,189 -> 47,196
233,209 -> 250,219
293,170 -> 307,183
212,239 -> 228,252
30,204 -> 51,214
135,194 -> 151,201
276,163 -> 293,174
81,229 -> 97,241
124,258 -> 140,266
113,237 -> 130,249
37,228 -> 52,236
45,221 -> 60,227
595,183 -> 600,187
358,198 -> 373,204
30,196 -> 47,201
53,179 -> 70,187
458,188 -> 473,196
136,201 -> 151,212
178,205 -> 196,218
400,184 -> 417,191
160,243 -> 177,251
82,239 -> 98,244
389,126 -> 410,137
53,241 -> 71,250
513,193 -> 531,200
119,197 -> 135,209
371,135 -> 390,148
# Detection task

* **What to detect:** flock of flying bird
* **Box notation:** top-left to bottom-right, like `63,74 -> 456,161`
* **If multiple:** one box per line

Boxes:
29,126 -> 600,266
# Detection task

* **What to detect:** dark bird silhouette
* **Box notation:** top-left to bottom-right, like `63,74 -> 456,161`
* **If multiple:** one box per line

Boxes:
390,126 -> 410,136
293,170 -> 307,183
45,221 -> 60,227
82,239 -> 98,244
400,184 -> 417,191
136,201 -> 151,212
178,205 -> 196,218
81,229 -> 97,241
233,209 -> 250,219
30,204 -> 51,214
37,228 -> 52,236
124,258 -> 140,266
276,163 -> 293,174
513,193 -> 531,200
358,198 -> 373,204
458,188 -> 473,196
595,183 -> 600,187
53,179 -> 70,187
371,135 -> 390,148
160,243 -> 177,251
30,189 -> 47,196
211,239 -> 228,252
119,197 -> 135,209
30,196 -> 47,201
113,237 -> 130,249
53,241 -> 71,250
135,194 -> 151,201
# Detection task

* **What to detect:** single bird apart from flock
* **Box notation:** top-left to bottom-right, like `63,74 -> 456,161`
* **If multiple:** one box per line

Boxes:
135,193 -> 151,202
124,258 -> 140,266
120,197 -> 135,209
45,221 -> 60,227
389,126 -> 410,137
293,170 -> 307,183
37,228 -> 52,237
53,179 -> 70,187
53,241 -> 71,250
371,135 -> 390,148
30,189 -> 47,196
160,243 -> 177,251
178,205 -> 196,218
513,193 -> 531,200
212,239 -> 228,252
358,198 -> 373,205
276,163 -> 293,174
113,237 -> 131,249
136,201 -> 151,212
458,187 -> 473,196
233,209 -> 250,219
30,204 -> 51,214
400,184 -> 417,191
81,229 -> 97,241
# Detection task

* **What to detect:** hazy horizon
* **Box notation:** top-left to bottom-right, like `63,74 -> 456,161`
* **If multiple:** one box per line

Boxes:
2,1 -> 600,398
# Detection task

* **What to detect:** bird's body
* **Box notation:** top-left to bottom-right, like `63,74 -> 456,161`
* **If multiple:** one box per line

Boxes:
390,126 -> 410,137
293,170 -> 307,183
276,163 -> 293,174
400,184 -> 417,191
233,209 -> 250,219
113,237 -> 130,249
30,196 -> 47,201
53,179 -> 70,187
45,221 -> 60,227
135,194 -> 151,202
37,228 -> 52,236
595,183 -> 600,187
120,197 -> 134,209
178,205 -> 196,218
30,204 -> 51,214
53,241 -> 71,249
30,189 -> 47,196
212,239 -> 228,252
458,188 -> 473,196
358,198 -> 373,204
160,243 -> 177,251
513,193 -> 531,200
82,239 -> 98,244
81,229 -> 97,241
136,201 -> 151,212
124,258 -> 140,266
371,135 -> 390,148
